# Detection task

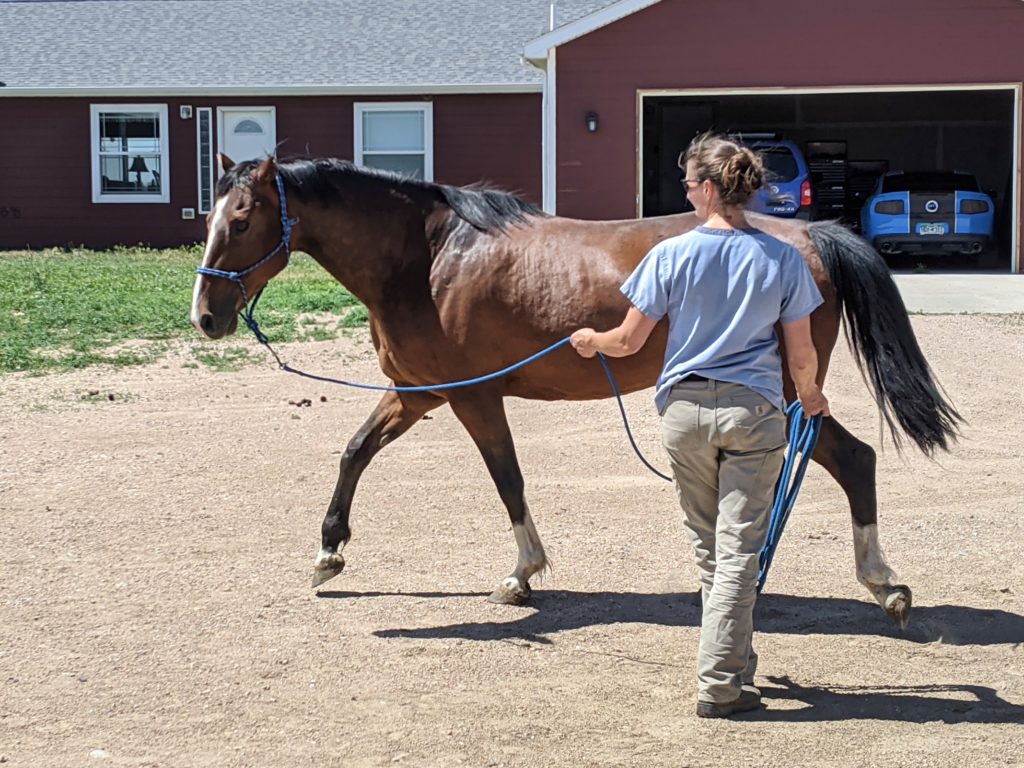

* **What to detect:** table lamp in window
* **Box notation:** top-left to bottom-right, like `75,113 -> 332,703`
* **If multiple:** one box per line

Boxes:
130,155 -> 149,189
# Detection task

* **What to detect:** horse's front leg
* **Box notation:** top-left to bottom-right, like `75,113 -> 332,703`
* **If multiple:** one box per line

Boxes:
448,392 -> 548,605
812,416 -> 912,627
312,389 -> 444,587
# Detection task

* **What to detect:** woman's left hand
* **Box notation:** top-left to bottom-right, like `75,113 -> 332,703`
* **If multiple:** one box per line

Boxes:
570,328 -> 598,358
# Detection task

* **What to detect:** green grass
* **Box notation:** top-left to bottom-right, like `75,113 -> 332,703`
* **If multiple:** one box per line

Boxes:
0,246 -> 365,374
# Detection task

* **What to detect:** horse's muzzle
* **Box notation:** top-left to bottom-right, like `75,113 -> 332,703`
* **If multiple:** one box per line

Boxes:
195,312 -> 238,340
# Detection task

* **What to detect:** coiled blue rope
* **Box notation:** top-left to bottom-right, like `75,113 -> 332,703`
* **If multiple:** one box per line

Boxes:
757,402 -> 823,592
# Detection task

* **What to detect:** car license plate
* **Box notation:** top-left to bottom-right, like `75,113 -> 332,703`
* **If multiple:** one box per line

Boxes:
917,222 -> 947,236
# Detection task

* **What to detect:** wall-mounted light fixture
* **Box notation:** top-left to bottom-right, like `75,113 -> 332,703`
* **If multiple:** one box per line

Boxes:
585,111 -> 599,133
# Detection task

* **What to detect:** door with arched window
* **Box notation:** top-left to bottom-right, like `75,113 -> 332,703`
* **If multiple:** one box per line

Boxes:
216,107 -> 277,169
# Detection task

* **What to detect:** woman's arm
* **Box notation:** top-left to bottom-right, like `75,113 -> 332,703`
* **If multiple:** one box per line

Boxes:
780,316 -> 830,417
570,307 -> 658,359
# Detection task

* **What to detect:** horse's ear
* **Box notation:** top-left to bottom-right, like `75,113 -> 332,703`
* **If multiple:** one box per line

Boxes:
251,156 -> 278,187
218,153 -> 235,173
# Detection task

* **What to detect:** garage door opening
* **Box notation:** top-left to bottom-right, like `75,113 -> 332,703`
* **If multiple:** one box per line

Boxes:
640,87 -> 1019,272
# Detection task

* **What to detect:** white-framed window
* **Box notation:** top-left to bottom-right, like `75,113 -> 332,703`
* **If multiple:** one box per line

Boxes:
354,102 -> 433,181
90,104 -> 170,204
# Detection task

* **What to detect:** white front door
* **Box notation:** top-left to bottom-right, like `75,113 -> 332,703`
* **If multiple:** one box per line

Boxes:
217,107 -> 277,166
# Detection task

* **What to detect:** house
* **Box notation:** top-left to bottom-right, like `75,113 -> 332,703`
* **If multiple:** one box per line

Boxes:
2,0 -> 1022,271
0,0 -> 612,249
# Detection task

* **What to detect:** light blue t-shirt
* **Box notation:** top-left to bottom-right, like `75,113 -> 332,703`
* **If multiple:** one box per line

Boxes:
621,226 -> 823,413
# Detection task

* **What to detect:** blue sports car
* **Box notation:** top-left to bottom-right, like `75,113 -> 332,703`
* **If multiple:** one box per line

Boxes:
861,171 -> 995,257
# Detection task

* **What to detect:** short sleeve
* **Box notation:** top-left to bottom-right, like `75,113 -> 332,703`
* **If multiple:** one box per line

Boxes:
620,245 -> 668,321
779,245 -> 824,324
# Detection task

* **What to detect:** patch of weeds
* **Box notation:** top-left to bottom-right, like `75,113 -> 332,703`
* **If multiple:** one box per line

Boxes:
298,327 -> 338,342
78,389 -> 138,404
341,306 -> 369,328
912,263 -> 931,274
193,346 -> 262,372
993,313 -> 1024,329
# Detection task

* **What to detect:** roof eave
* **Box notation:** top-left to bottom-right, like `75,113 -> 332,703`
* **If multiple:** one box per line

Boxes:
0,83 -> 543,98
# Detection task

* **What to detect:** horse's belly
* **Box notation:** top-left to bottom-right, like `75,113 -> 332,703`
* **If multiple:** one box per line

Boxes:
502,346 -> 663,402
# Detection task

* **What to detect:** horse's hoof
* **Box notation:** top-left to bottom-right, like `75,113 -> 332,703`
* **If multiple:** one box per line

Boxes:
884,584 -> 912,629
487,576 -> 532,606
311,548 -> 345,588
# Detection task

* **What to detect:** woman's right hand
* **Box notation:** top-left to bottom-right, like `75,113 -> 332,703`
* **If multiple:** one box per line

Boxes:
570,328 -> 598,358
798,387 -> 830,418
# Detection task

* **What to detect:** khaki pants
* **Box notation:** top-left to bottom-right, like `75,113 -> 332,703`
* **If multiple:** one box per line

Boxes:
660,379 -> 786,704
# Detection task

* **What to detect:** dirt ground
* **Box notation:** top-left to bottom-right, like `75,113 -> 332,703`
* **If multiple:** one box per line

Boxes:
1,314 -> 1022,768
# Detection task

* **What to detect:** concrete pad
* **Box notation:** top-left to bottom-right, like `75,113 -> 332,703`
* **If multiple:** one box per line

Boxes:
892,273 -> 1024,314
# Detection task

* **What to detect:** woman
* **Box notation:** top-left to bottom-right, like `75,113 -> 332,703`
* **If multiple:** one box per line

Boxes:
570,132 -> 830,718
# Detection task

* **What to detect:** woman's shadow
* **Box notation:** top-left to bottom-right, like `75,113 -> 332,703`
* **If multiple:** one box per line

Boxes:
755,676 -> 1024,724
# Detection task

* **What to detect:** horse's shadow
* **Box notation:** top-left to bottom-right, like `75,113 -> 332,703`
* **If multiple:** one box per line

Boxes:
319,588 -> 1024,724
318,588 -> 1023,648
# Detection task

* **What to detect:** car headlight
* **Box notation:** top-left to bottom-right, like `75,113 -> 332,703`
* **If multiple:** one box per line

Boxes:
959,199 -> 990,214
874,200 -> 905,215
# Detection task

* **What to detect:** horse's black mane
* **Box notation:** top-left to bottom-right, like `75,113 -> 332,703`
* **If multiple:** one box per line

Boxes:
218,157 -> 546,233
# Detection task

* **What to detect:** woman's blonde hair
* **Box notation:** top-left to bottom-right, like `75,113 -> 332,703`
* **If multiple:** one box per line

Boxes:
680,132 -> 766,207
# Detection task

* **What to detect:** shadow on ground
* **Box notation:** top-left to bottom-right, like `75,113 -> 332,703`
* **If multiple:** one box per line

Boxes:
319,589 -> 1024,724
316,589 -> 1023,647
754,675 -> 1024,724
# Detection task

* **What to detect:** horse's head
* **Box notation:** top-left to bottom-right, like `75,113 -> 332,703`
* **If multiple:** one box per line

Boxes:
190,154 -> 296,339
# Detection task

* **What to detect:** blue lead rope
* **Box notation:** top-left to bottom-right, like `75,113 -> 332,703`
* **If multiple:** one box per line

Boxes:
757,402 -> 823,592
232,308 -> 820,590
199,246 -> 820,588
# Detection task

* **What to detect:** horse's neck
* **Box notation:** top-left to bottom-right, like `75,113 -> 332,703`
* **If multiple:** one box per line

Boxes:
292,193 -> 438,312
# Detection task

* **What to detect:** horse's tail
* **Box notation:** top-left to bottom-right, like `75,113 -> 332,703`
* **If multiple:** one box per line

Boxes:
807,220 -> 962,456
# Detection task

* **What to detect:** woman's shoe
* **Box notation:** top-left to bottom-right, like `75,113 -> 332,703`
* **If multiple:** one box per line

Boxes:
695,689 -> 762,718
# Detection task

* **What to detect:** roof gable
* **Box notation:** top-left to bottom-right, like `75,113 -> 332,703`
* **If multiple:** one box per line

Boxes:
523,0 -> 662,62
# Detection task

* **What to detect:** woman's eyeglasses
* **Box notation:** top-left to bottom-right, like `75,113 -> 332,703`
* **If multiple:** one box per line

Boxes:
679,176 -> 700,190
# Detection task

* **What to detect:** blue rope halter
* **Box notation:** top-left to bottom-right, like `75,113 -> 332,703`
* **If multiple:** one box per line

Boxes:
195,173 -> 300,344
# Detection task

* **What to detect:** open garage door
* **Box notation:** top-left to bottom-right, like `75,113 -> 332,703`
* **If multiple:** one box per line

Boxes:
640,87 -> 1020,272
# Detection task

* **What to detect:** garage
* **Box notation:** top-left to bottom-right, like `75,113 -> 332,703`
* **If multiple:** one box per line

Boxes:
523,0 -> 1024,273
640,86 -> 1019,270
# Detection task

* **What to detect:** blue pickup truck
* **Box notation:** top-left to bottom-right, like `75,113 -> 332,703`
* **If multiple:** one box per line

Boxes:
860,171 -> 995,257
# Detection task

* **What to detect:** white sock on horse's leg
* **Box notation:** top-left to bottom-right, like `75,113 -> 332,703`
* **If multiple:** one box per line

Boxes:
853,521 -> 911,627
512,504 -> 548,583
853,522 -> 896,587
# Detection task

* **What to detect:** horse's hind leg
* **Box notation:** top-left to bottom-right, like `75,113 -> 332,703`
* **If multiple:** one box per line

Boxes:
312,389 -> 444,588
448,393 -> 548,605
812,416 -> 912,628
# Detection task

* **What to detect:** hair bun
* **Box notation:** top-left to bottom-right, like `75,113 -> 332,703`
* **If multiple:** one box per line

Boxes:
681,131 -> 766,206
720,148 -> 764,204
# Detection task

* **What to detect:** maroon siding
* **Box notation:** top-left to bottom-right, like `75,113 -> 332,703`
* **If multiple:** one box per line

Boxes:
555,0 -> 1024,262
0,94 -> 540,250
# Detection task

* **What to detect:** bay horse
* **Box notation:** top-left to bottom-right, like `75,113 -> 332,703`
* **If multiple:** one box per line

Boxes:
190,155 -> 961,628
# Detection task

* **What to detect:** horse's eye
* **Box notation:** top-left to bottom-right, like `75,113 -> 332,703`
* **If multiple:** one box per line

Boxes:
234,220 -> 250,234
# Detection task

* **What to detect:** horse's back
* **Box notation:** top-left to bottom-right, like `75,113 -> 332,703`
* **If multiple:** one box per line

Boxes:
425,210 -> 837,401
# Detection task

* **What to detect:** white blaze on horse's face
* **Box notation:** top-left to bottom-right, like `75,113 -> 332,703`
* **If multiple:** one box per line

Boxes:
190,195 -> 231,332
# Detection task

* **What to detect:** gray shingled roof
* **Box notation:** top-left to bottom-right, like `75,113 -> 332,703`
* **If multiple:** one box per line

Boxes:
0,0 -> 618,92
